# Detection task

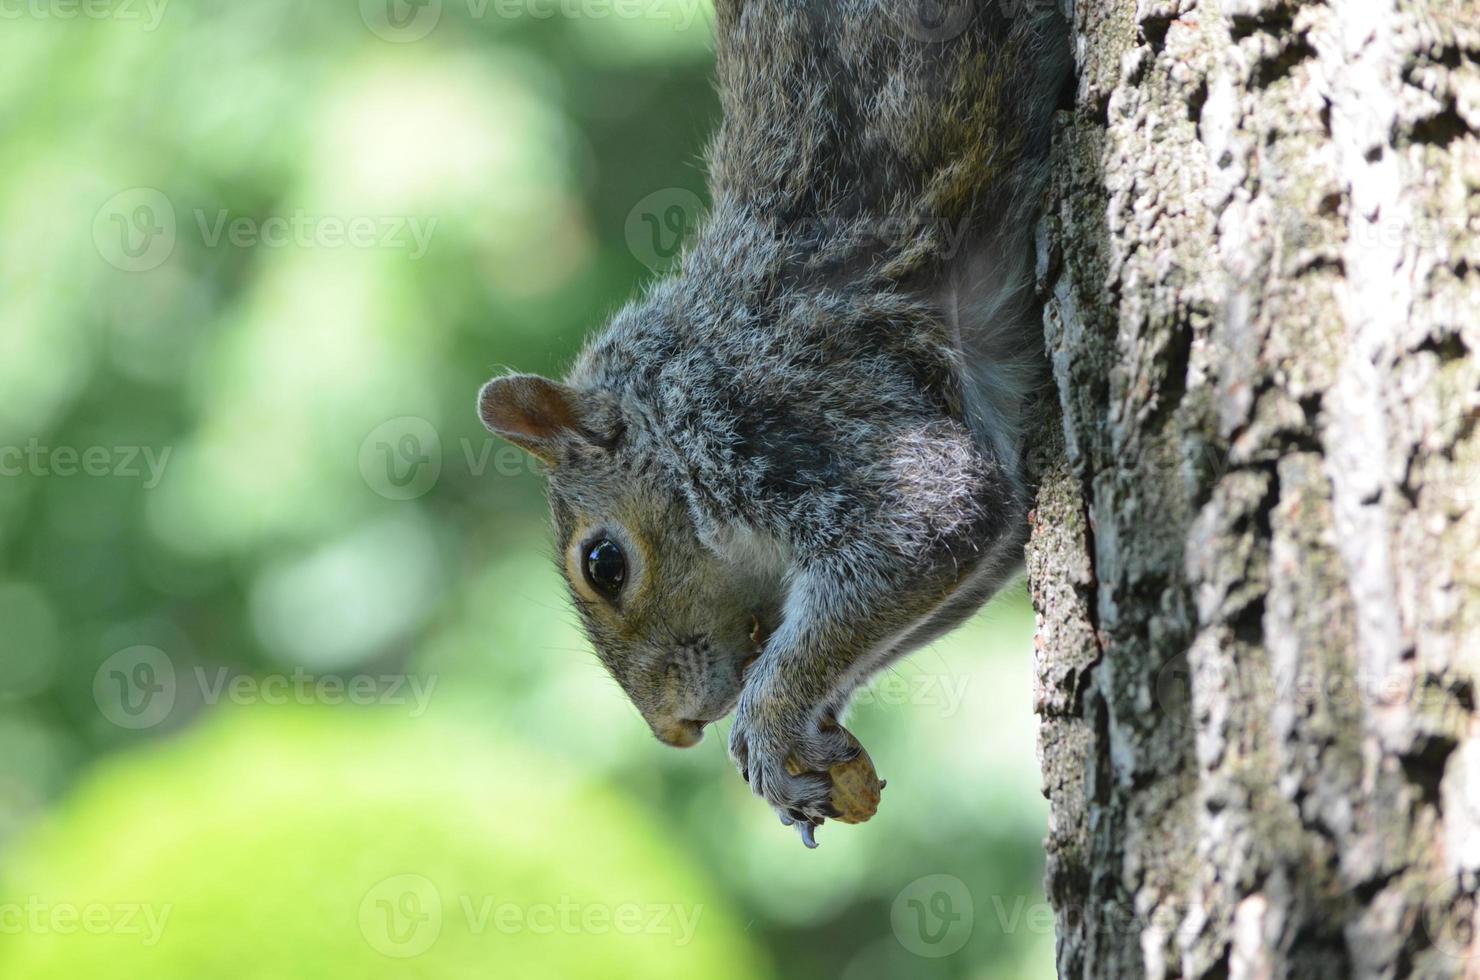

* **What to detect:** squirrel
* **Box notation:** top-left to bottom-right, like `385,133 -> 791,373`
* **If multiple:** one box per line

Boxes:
479,0 -> 1071,846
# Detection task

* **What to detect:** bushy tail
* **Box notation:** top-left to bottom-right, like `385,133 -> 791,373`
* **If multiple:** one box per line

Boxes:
939,4 -> 1072,474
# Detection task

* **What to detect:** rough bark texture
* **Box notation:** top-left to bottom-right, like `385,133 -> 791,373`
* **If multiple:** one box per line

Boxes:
1027,0 -> 1480,976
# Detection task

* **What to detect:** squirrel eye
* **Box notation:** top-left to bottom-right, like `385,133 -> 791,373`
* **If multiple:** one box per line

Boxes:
583,539 -> 626,599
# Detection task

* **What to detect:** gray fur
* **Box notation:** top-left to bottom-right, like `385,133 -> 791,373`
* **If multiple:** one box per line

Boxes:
479,0 -> 1070,830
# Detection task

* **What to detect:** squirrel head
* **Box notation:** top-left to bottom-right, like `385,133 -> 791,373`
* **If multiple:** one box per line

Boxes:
478,373 -> 780,748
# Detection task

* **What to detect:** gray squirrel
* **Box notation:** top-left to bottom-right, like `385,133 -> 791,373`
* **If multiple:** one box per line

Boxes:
479,0 -> 1070,846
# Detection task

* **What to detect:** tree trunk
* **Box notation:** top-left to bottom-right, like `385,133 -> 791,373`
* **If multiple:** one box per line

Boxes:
1027,0 -> 1480,976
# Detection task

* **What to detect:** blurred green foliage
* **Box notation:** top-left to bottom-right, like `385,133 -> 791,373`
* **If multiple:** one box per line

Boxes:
0,1 -> 1053,977
0,708 -> 766,979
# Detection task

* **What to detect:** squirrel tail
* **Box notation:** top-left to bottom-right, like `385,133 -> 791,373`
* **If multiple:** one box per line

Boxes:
943,4 -> 1073,475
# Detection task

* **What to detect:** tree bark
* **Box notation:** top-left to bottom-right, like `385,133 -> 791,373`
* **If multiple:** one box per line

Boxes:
1027,0 -> 1480,976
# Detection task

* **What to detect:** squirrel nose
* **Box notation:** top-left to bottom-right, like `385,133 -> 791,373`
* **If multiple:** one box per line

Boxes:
654,718 -> 706,748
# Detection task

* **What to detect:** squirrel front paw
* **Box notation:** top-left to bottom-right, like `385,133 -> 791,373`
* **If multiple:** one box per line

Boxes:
728,685 -> 860,846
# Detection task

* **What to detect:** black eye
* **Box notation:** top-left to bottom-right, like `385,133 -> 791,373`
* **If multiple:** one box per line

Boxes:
583,539 -> 626,599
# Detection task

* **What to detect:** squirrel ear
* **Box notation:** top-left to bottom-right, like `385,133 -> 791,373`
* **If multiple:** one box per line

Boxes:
478,374 -> 596,465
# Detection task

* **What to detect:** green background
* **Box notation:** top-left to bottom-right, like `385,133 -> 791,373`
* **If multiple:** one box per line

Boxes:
0,2 -> 1053,977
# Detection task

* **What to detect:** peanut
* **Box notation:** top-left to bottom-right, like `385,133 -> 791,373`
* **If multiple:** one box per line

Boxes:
786,724 -> 885,824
